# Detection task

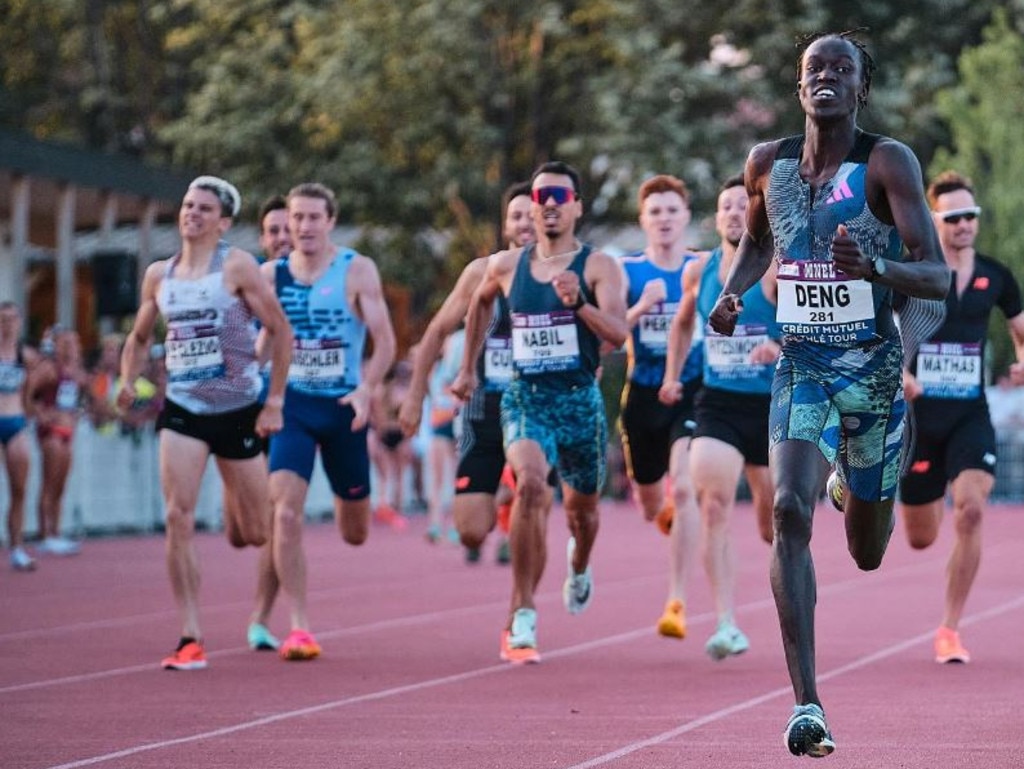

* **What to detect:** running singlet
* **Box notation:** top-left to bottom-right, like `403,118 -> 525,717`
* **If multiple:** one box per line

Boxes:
0,348 -> 25,395
159,241 -> 261,414
480,294 -> 513,393
698,248 -> 779,394
276,249 -> 366,398
766,131 -> 903,348
460,292 -> 514,423
910,254 -> 1022,400
506,244 -> 600,387
621,252 -> 703,387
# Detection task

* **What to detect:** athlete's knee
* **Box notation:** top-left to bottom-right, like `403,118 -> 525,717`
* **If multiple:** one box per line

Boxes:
852,538 -> 889,571
953,499 -> 984,537
902,507 -> 940,550
163,504 -> 196,538
772,487 -> 814,544
906,528 -> 937,550
849,504 -> 894,571
514,469 -> 548,515
699,489 -> 732,531
337,498 -> 370,546
340,525 -> 368,547
453,508 -> 491,549
236,513 -> 269,548
274,503 -> 305,541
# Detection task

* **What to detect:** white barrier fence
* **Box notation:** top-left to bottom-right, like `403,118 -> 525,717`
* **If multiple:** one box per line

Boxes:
2,424 -> 1021,544
0,423 -> 338,540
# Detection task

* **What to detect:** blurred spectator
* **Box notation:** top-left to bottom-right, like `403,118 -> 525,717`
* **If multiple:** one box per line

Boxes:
88,333 -> 125,432
115,343 -> 166,438
368,360 -> 414,529
1,301 -> 40,571
987,374 -> 1024,441
27,326 -> 91,555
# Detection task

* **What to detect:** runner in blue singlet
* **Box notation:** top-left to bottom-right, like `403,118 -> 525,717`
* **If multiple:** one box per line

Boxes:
618,174 -> 703,641
661,176 -> 779,662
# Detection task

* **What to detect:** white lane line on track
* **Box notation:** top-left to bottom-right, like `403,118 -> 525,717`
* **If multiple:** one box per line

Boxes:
561,593 -> 1024,768
0,547 -> 949,695
40,594 -> 1024,769
0,552 -> 952,695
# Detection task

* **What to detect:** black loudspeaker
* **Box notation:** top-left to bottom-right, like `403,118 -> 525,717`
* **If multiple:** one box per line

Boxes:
92,249 -> 138,316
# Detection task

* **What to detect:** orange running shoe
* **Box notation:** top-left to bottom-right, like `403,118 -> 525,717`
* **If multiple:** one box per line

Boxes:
499,631 -> 541,665
934,626 -> 970,664
654,502 -> 675,536
280,629 -> 322,661
374,505 -> 407,532
499,608 -> 541,665
162,640 -> 208,671
656,599 -> 686,639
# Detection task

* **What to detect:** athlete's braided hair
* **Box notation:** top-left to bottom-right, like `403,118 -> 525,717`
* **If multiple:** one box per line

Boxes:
796,29 -> 876,109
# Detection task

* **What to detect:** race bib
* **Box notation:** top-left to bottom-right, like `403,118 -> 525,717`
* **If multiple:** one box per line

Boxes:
638,301 -> 678,350
705,324 -> 771,381
916,342 -> 982,399
776,259 -> 875,345
511,311 -> 580,374
483,336 -> 513,390
165,325 -> 225,382
289,337 -> 347,390
56,380 -> 80,411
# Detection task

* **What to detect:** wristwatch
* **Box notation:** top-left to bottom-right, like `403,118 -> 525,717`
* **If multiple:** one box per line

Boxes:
868,255 -> 887,282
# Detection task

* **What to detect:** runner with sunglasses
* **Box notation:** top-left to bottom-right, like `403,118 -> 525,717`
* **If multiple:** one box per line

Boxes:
891,170 -> 1023,664
452,161 -> 628,663
398,181 -> 541,567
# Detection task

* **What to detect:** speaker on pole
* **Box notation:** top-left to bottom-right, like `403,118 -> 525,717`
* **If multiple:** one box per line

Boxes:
92,249 -> 138,317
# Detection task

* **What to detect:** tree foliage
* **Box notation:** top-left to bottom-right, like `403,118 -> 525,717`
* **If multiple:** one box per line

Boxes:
930,9 -> 1024,376
4,1 -> 1024,343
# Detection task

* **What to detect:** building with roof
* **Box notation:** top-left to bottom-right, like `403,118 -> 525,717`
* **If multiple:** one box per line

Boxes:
0,128 -> 193,346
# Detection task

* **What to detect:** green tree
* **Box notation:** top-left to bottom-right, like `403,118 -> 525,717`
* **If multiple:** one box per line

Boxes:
930,9 -> 1024,377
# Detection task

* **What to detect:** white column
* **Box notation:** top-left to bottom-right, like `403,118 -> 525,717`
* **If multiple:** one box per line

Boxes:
99,190 -> 118,245
97,191 -> 119,335
6,175 -> 30,310
136,198 -> 158,301
55,183 -> 77,329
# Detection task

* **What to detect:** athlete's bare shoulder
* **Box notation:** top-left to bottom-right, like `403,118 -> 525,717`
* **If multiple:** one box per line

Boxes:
746,139 -> 784,185
487,245 -> 523,277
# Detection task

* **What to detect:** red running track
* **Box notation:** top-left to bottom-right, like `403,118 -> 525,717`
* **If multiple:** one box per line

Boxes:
2,500 -> 1023,768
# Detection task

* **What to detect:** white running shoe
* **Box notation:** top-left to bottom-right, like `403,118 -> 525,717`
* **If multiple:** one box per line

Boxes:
10,546 -> 37,571
705,620 -> 750,660
37,536 -> 81,556
783,703 -> 836,757
562,537 -> 593,615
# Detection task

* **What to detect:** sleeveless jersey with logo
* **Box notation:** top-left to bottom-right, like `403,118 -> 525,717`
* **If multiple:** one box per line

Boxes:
276,249 -> 366,399
159,241 -> 261,414
910,254 -> 1022,401
506,244 -> 600,387
621,252 -> 703,387
33,366 -> 81,412
464,293 -> 513,422
767,130 -> 902,348
0,346 -> 25,396
698,248 -> 779,394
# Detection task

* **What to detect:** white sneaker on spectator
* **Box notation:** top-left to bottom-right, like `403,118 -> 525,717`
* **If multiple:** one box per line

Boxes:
10,546 -> 37,571
37,536 -> 81,556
